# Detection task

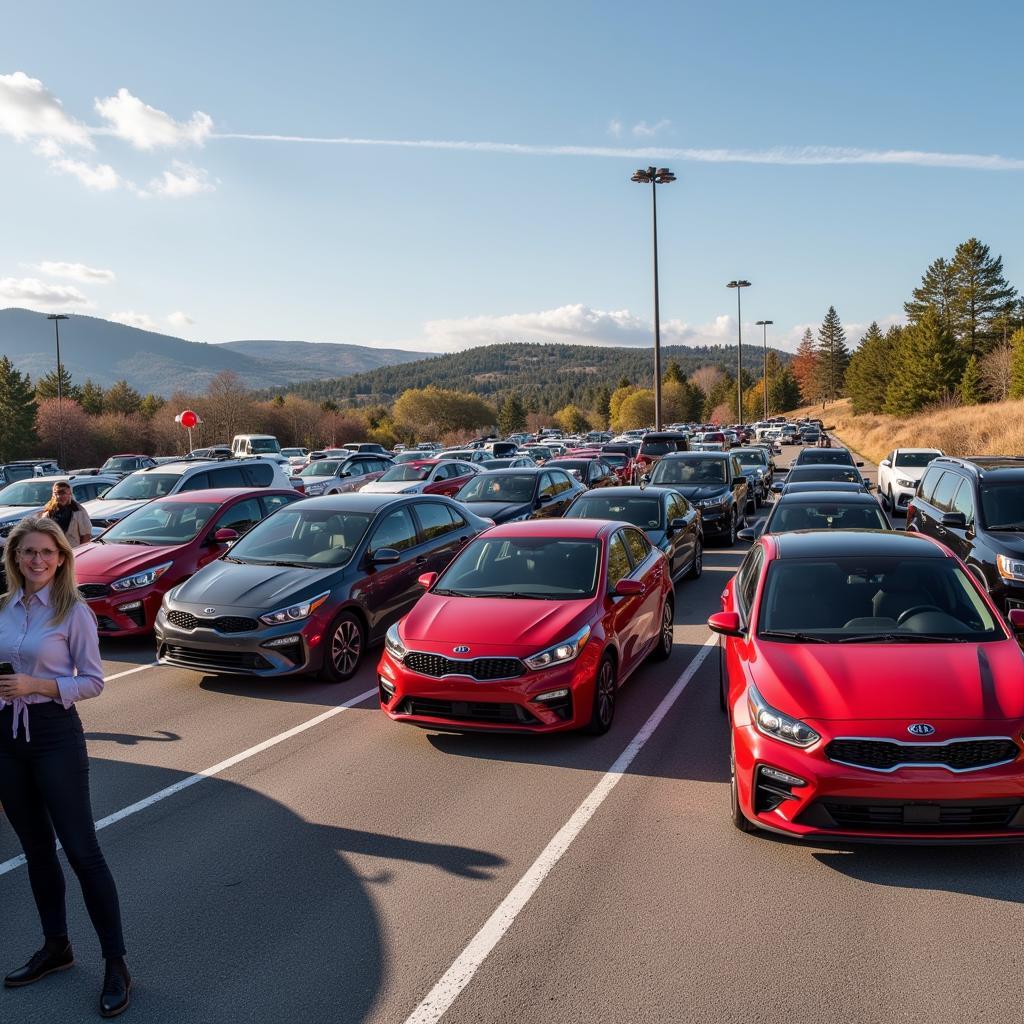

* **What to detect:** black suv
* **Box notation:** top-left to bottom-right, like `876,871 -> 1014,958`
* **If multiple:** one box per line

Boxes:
907,457 -> 1024,615
632,431 -> 690,483
648,451 -> 750,546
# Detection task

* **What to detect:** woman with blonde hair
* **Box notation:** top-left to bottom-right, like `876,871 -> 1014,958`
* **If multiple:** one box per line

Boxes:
0,516 -> 131,1017
41,480 -> 93,547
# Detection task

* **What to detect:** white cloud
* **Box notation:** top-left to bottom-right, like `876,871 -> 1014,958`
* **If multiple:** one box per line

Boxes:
0,277 -> 92,311
632,119 -> 671,138
167,311 -> 194,328
48,154 -> 120,191
142,161 -> 215,198
31,261 -> 116,284
606,118 -> 623,139
94,88 -> 212,150
110,310 -> 158,331
0,71 -> 92,147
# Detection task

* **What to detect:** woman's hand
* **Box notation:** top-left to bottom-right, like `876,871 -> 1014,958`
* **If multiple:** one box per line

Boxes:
0,674 -> 42,700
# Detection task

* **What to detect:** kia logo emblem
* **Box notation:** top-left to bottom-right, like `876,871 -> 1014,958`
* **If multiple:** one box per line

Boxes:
907,723 -> 936,736
203,608 -> 217,615
453,645 -> 470,654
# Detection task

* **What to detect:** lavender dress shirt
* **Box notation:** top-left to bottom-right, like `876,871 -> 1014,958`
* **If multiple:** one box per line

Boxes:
0,585 -> 105,741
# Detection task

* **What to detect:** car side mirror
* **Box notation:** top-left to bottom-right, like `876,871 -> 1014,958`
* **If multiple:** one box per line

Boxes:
614,578 -> 644,597
940,511 -> 967,529
538,493 -> 554,503
707,611 -> 743,637
212,527 -> 238,545
669,517 -> 686,533
856,461 -> 864,467
880,459 -> 891,468
736,527 -> 758,542
418,571 -> 438,590
371,547 -> 401,565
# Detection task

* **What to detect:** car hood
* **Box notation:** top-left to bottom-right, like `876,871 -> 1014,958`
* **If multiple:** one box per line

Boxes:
0,504 -> 40,523
989,533 -> 1024,555
83,497 -> 148,519
169,560 -> 340,611
753,640 -> 1024,722
402,593 -> 592,649
657,483 -> 729,501
462,500 -> 532,523
360,480 -> 423,493
75,541 -> 184,581
892,465 -> 929,481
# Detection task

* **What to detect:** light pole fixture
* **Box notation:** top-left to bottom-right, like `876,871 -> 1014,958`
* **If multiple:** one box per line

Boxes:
755,319 -> 773,419
46,313 -> 69,469
632,165 -> 676,430
726,280 -> 751,422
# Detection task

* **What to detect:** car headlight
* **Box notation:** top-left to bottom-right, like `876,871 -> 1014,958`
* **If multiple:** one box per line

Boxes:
696,495 -> 729,509
259,591 -> 331,626
997,554 -> 1024,581
385,622 -> 408,661
110,561 -> 174,592
525,625 -> 591,671
747,684 -> 820,748
896,477 -> 915,488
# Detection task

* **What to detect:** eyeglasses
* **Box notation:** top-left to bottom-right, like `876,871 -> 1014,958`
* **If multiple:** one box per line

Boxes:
17,548 -> 61,561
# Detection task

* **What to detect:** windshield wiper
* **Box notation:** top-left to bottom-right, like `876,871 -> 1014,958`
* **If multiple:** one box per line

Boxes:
261,560 -> 313,568
837,632 -> 968,644
473,591 -> 560,600
758,630 -> 832,644
985,525 -> 1024,532
118,539 -> 152,546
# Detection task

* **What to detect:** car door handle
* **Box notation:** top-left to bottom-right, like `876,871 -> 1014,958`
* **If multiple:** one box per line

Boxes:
415,555 -> 427,565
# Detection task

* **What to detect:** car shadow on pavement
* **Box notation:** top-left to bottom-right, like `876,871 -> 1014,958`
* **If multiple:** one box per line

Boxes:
83,729 -> 181,746
198,672 -> 374,706
0,756 -> 504,1024
97,636 -> 160,668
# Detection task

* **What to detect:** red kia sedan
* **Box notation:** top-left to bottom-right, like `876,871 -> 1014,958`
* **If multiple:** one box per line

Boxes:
712,530 -> 1024,841
378,519 -> 674,734
75,488 -> 303,635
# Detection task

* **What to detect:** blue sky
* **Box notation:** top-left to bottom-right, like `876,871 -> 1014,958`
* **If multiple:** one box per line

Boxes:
2,0 -> 1022,354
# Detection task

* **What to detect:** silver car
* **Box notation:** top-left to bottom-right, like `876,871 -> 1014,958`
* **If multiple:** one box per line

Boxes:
296,454 -> 392,497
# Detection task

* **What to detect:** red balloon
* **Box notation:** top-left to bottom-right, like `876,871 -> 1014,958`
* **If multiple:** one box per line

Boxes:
179,409 -> 198,429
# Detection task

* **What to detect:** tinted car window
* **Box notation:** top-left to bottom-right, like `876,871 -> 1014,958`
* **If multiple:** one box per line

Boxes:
930,471 -> 961,512
952,480 -> 976,523
245,463 -> 276,487
369,507 -> 419,551
623,529 -> 650,566
980,483 -> 1024,530
216,497 -> 263,535
414,501 -> 462,540
538,473 -> 558,498
261,493 -> 298,515
568,495 -> 662,529
607,533 -> 632,587
210,466 -> 247,488
918,467 -> 942,504
736,546 -> 764,617
459,474 -> 535,502
103,473 -> 181,500
652,458 -> 727,484
177,472 -> 210,492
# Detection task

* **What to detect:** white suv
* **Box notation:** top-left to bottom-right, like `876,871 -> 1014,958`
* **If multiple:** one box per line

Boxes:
877,448 -> 944,513
83,457 -> 297,534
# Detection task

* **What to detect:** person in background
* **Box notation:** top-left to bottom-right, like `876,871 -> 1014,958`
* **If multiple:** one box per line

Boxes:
0,516 -> 131,1018
42,481 -> 93,547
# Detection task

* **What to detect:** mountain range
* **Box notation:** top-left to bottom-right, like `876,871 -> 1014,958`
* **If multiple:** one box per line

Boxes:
0,308 -> 430,394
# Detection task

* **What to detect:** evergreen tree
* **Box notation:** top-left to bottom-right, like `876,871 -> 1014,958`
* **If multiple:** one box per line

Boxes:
1008,328 -> 1024,400
904,257 -> 957,330
884,308 -> 964,415
616,375 -> 631,391
104,379 -> 143,415
80,378 -> 105,415
663,360 -> 686,385
594,385 -> 612,426
35,364 -> 82,404
948,238 -> 1018,357
814,306 -> 850,404
139,393 -> 165,419
791,328 -> 819,404
497,394 -> 527,435
770,368 -> 802,413
0,357 -> 39,461
845,321 -> 897,414
958,355 -> 982,406
320,398 -> 339,413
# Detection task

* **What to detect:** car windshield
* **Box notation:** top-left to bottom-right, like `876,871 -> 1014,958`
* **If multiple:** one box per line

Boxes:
458,474 -> 535,502
102,474 -> 181,500
436,537 -> 600,599
640,440 -> 675,456
248,438 -> 281,454
981,483 -> 1024,530
0,480 -> 54,506
895,452 -> 941,468
104,500 -> 219,545
300,460 -> 343,478
599,453 -> 627,468
101,457 -> 140,472
767,502 -> 889,532
787,467 -> 861,484
379,464 -> 432,482
229,508 -> 372,567
800,449 -> 853,465
281,449 -> 305,457
392,451 -> 427,463
757,556 -> 1002,641
567,496 -> 663,530
652,459 -> 726,484
526,447 -> 552,460
735,451 -> 766,466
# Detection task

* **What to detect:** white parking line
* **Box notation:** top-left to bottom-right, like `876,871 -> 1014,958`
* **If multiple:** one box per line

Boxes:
105,661 -> 159,681
402,633 -> 719,1024
0,684 -> 379,877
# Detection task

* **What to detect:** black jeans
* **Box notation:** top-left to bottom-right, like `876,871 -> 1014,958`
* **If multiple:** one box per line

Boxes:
0,702 -> 126,958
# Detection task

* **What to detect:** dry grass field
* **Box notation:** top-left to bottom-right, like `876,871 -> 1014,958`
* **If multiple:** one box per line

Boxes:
790,397 -> 1024,464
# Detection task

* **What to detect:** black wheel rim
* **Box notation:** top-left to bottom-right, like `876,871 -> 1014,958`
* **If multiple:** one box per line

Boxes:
695,543 -> 702,574
331,620 -> 361,675
661,602 -> 673,652
730,513 -> 736,542
597,662 -> 614,725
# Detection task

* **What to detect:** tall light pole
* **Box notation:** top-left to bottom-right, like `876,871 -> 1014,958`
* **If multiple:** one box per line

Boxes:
46,313 -> 69,469
632,166 -> 676,430
755,319 -> 773,419
726,280 -> 751,423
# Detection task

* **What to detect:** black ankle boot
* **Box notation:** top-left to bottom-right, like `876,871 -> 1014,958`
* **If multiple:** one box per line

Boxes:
4,940 -> 75,987
100,957 -> 132,1018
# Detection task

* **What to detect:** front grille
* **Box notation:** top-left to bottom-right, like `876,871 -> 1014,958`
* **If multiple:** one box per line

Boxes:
161,644 -> 270,673
827,738 -> 1018,772
398,697 -> 538,725
79,583 -> 110,600
404,652 -> 525,680
166,610 -> 258,634
813,799 -> 1024,832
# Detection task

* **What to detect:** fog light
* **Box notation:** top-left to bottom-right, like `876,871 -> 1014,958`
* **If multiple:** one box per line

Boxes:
534,688 -> 570,702
117,601 -> 143,611
379,676 -> 395,699
263,634 -> 302,648
760,765 -> 806,787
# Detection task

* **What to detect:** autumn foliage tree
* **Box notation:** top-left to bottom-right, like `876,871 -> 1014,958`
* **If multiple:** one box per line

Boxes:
791,329 -> 819,404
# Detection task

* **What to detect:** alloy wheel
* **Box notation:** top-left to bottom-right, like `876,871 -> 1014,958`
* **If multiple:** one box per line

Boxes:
596,660 -> 615,727
331,619 -> 362,677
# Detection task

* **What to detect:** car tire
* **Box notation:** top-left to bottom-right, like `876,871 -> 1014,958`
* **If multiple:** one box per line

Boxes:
583,654 -> 617,735
718,639 -> 726,713
687,538 -> 703,580
320,611 -> 364,683
649,595 -> 674,662
730,736 -> 756,833
886,485 -> 894,511
722,509 -> 737,547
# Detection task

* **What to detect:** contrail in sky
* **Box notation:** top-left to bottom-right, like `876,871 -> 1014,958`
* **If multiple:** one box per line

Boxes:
212,134 -> 1024,171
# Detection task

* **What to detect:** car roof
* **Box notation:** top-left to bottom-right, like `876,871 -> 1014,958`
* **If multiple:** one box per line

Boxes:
29,473 -> 119,484
659,451 -> 728,460
774,489 -> 879,505
484,519 -> 615,539
572,485 -> 674,498
290,493 -> 447,512
471,467 -> 545,476
153,488 -> 300,504
771,530 -> 946,559
782,481 -> 865,494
